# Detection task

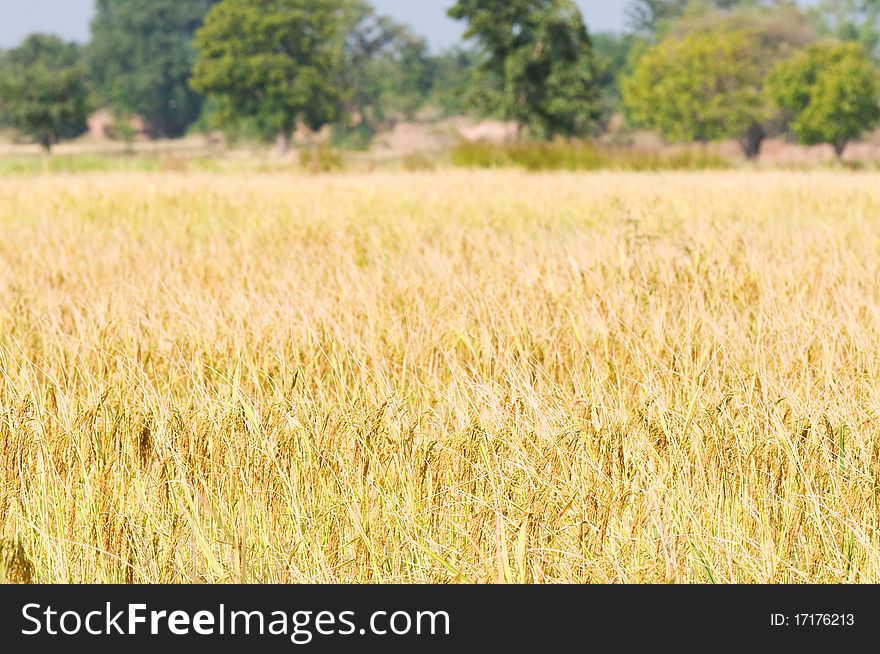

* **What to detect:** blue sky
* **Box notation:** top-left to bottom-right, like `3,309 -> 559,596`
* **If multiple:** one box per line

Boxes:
0,0 -> 629,50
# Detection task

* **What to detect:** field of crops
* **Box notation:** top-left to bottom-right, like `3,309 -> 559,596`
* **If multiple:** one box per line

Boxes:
1,170 -> 879,583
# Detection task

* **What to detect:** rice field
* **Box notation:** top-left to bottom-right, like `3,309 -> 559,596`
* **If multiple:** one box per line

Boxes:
2,169 -> 880,583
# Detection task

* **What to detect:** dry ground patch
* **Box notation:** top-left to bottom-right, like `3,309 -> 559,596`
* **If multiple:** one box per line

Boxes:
1,170 -> 879,582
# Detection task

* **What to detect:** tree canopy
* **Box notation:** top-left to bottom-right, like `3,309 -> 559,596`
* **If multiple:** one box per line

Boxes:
623,3 -> 816,158
191,0 -> 346,152
811,0 -> 880,57
89,0 -> 219,138
625,0 -> 766,38
591,32 -> 638,116
768,41 -> 880,156
1,0 -> 879,159
336,1 -> 435,146
623,29 -> 769,156
449,0 -> 605,139
626,0 -> 691,36
0,34 -> 91,151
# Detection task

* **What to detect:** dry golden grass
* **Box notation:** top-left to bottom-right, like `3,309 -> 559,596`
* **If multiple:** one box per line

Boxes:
1,169 -> 880,583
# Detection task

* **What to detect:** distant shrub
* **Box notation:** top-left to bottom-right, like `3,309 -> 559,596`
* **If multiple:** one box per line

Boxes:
450,141 -> 510,169
299,145 -> 345,173
450,140 -> 732,171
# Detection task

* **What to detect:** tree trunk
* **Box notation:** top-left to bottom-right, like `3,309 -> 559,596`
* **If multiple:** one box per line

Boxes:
146,118 -> 168,141
39,128 -> 55,154
740,124 -> 765,161
833,139 -> 847,160
275,130 -> 290,157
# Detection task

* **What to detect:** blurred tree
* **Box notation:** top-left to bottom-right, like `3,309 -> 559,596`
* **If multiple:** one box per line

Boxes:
625,0 -> 777,38
380,35 -> 435,120
426,47 -> 481,117
448,0 -> 605,139
0,35 -> 91,152
89,0 -> 219,139
591,32 -> 638,116
810,1 -> 880,56
623,3 -> 815,158
625,0 -> 691,36
335,2 -> 434,147
623,29 -> 768,157
768,41 -> 880,158
191,0 -> 346,154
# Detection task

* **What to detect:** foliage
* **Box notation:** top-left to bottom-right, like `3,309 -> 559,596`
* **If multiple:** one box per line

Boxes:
336,1 -> 435,146
0,35 -> 91,151
191,0 -> 346,148
89,0 -> 219,139
623,4 -> 816,158
810,0 -> 880,57
450,139 -> 732,170
378,34 -> 435,120
667,1 -> 817,48
623,30 -> 766,156
624,0 -> 762,38
449,0 -> 605,139
625,0 -> 691,36
768,41 -> 880,157
425,47 -> 481,116
591,32 -> 639,115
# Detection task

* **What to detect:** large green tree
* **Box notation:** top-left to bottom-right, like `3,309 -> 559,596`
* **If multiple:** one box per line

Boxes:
89,0 -> 219,139
191,0 -> 346,153
624,29 -> 767,156
449,0 -> 604,139
0,35 -> 91,152
623,4 -> 815,158
768,41 -> 880,157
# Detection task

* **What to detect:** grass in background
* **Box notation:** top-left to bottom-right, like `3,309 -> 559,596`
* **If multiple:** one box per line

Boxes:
2,170 -> 880,583
0,150 -> 351,177
0,154 -> 164,175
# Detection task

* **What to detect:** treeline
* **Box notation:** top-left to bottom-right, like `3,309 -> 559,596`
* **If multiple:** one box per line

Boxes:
620,0 -> 880,159
0,0 -> 475,152
0,0 -> 879,159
